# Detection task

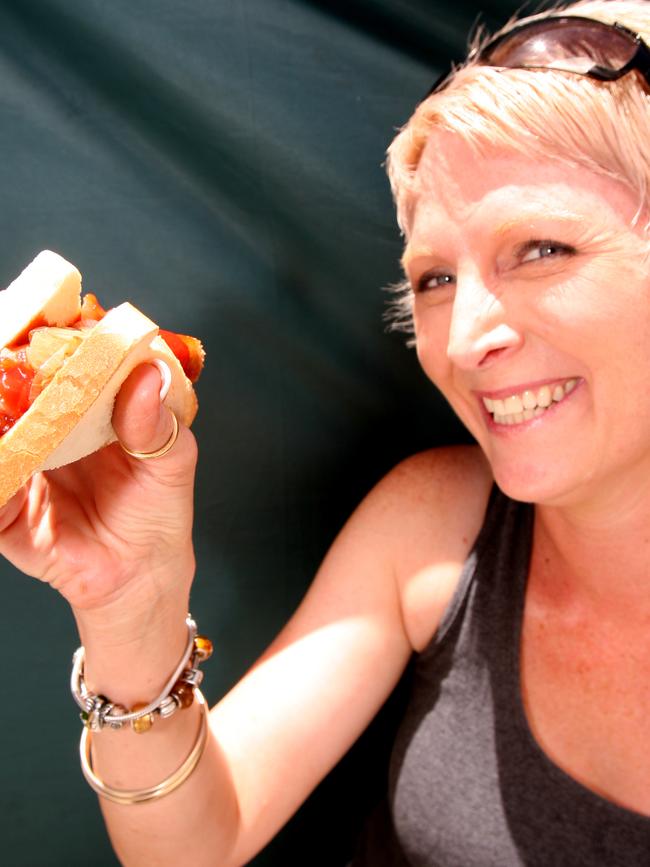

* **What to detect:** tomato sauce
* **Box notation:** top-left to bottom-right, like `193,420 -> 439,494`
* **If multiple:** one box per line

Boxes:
9,315 -> 48,349
0,353 -> 36,434
78,292 -> 106,323
159,330 -> 203,383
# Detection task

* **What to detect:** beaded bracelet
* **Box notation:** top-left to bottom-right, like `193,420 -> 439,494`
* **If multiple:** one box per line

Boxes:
70,615 -> 213,733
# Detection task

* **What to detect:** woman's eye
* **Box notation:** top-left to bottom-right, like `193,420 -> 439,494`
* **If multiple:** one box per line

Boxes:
416,272 -> 456,293
519,240 -> 576,264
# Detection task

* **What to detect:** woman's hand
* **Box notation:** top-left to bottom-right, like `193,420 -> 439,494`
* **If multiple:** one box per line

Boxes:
0,363 -> 198,618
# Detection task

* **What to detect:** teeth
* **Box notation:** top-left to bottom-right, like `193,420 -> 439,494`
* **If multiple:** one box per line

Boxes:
504,395 -> 523,414
482,379 -> 577,426
522,390 -> 536,410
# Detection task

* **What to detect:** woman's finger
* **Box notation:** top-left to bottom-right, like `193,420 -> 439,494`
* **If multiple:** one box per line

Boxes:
112,363 -> 177,458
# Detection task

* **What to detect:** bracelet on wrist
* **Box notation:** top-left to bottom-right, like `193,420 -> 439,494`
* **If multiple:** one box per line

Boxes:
80,689 -> 210,805
70,614 -> 213,733
71,614 -> 213,804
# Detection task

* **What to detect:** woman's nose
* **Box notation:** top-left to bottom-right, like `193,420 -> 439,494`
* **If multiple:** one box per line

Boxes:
446,276 -> 523,370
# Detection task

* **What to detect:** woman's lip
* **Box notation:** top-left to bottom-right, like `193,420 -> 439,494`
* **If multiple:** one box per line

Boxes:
475,376 -> 579,400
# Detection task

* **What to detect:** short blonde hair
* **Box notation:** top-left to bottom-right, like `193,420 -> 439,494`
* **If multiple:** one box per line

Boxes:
386,0 -> 650,335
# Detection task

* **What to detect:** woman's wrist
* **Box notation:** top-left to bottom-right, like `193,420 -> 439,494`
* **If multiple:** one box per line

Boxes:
78,623 -> 190,709
72,585 -> 193,707
73,615 -> 212,735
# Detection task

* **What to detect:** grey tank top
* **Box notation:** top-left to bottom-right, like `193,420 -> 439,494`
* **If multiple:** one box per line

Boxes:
352,487 -> 650,866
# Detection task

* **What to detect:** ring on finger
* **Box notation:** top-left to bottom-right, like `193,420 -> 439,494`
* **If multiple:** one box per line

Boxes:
120,409 -> 180,460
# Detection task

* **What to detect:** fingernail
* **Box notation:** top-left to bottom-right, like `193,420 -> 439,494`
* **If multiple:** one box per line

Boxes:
152,359 -> 172,401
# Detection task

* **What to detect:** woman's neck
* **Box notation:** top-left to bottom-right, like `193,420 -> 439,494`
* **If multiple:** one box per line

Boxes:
533,485 -> 650,617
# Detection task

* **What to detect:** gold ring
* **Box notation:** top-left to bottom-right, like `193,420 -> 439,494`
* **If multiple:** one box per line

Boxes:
120,409 -> 180,460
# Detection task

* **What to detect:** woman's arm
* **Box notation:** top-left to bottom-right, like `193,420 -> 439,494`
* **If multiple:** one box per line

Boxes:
92,433 -> 417,866
98,444 -> 490,867
0,363 -> 490,866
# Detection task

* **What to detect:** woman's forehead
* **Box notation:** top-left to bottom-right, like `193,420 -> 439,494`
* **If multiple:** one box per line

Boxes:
405,133 -> 641,243
402,133 -> 644,267
413,131 -> 588,207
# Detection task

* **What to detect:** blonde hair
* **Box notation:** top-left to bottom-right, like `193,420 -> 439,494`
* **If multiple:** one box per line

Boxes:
386,0 -> 650,335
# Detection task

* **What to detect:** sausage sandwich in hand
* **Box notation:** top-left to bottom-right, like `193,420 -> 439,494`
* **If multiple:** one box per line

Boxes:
0,250 -> 204,507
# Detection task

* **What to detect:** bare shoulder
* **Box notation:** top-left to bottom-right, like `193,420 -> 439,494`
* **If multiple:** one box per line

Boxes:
360,444 -> 493,542
375,443 -> 492,505
363,445 -> 494,650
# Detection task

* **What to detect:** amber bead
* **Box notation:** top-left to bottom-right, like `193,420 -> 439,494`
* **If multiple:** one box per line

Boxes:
130,702 -> 154,734
172,680 -> 195,709
194,635 -> 213,661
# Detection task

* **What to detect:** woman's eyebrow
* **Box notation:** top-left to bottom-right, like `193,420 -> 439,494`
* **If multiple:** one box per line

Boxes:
401,245 -> 438,270
492,211 -> 585,238
402,210 -> 587,267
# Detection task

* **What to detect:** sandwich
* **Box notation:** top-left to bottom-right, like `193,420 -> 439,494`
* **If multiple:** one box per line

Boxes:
0,250 -> 204,507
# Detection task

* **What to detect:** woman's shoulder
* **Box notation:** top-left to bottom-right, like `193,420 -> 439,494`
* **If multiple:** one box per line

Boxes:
369,445 -> 494,650
368,444 -> 493,530
382,443 -> 492,496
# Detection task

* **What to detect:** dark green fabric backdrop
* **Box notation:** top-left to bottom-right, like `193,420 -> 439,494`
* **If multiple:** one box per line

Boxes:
0,1 -> 521,863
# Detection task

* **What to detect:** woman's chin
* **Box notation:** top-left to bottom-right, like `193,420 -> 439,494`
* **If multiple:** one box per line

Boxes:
488,459 -> 581,507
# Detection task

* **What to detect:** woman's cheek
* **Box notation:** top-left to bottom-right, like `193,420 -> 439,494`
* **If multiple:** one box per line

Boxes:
415,330 -> 444,386
415,309 -> 456,386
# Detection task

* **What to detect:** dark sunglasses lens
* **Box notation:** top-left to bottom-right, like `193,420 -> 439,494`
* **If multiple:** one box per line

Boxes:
483,19 -> 638,74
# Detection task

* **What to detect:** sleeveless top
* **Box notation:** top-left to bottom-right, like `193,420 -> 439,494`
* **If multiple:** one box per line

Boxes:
351,487 -> 650,866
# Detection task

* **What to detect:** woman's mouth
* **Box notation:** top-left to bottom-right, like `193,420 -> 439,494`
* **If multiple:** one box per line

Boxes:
482,378 -> 578,426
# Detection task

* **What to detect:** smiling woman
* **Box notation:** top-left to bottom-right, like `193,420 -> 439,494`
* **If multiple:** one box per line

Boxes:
1,1 -> 650,866
404,133 -> 650,506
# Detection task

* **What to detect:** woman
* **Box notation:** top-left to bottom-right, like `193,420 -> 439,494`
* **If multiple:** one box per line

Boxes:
1,0 -> 649,864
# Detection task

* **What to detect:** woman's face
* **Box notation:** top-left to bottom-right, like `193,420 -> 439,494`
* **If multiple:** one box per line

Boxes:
403,131 -> 650,508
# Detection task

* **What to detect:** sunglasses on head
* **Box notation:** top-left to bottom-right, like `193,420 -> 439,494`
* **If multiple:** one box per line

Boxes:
428,15 -> 650,95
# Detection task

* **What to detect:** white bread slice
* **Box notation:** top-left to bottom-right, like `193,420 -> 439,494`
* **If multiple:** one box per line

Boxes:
0,302 -> 198,507
0,251 -> 81,348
